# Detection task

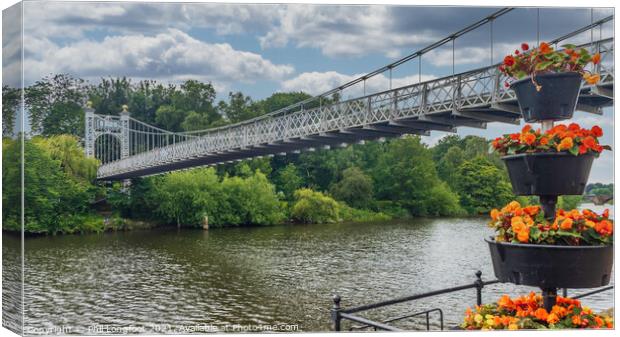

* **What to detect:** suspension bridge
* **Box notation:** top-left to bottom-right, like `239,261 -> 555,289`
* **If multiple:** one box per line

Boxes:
88,10 -> 614,181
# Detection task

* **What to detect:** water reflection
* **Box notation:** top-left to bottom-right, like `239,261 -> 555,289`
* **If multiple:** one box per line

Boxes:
12,205 -> 613,333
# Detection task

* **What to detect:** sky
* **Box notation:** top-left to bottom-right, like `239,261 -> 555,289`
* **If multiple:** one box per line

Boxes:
1,2 -> 614,183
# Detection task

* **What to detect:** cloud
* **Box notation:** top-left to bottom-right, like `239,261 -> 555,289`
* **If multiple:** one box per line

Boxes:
280,71 -> 437,97
259,5 -> 441,58
22,29 -> 294,87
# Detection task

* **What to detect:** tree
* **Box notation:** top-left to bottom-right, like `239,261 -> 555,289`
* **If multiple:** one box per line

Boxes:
291,188 -> 341,224
218,92 -> 257,123
455,156 -> 514,214
437,146 -> 466,190
273,163 -> 303,201
330,166 -> 373,209
2,138 -> 94,234
155,105 -> 186,131
25,74 -> 87,136
2,85 -> 20,137
372,135 -> 463,216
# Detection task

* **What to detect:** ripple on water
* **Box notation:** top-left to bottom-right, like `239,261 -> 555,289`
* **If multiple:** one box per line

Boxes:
13,211 -> 614,333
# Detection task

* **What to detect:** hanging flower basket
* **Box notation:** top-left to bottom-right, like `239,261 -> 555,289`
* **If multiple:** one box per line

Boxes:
486,238 -> 612,289
510,72 -> 581,122
502,152 -> 595,195
486,202 -> 613,289
491,123 -> 609,196
499,42 -> 602,122
461,292 -> 614,330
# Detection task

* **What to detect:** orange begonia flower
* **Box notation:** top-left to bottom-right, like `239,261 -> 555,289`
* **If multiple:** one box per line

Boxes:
584,73 -> 601,85
591,126 -> 603,137
490,209 -> 500,221
539,42 -> 553,54
592,53 -> 601,65
546,313 -> 560,324
534,308 -> 548,321
557,137 -> 573,151
595,220 -> 613,236
516,229 -> 529,243
521,132 -> 536,145
560,218 -> 573,230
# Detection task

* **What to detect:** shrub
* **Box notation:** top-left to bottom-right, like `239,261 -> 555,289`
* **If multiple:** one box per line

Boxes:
291,188 -> 341,224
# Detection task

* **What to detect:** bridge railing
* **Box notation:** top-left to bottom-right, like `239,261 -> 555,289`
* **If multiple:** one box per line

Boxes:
97,36 -> 613,179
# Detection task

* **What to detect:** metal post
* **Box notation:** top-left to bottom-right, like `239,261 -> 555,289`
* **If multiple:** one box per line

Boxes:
490,19 -> 494,66
562,288 -> 568,298
332,294 -> 342,331
475,270 -> 483,306
542,288 -> 557,312
537,8 -> 540,46
389,67 -> 393,90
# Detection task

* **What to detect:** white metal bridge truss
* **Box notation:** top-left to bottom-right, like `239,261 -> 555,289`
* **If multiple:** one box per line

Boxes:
92,27 -> 614,181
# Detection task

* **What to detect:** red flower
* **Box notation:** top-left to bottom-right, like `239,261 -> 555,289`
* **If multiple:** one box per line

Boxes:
591,125 -> 603,137
515,49 -> 520,55
521,43 -> 529,51
504,55 -> 515,67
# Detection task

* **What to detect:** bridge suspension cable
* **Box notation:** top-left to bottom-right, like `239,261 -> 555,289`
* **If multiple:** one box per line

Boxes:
91,11 -> 614,179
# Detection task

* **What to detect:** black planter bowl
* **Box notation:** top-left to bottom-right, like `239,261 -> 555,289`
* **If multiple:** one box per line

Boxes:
502,152 -> 595,196
486,237 -> 613,289
510,72 -> 582,122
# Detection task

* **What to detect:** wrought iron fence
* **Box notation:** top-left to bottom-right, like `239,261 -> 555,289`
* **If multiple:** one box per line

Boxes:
331,271 -> 614,331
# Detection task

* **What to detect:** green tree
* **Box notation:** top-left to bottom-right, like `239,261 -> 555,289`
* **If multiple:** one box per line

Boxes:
25,74 -> 87,136
437,146 -> 466,190
2,138 -> 94,234
291,188 -> 341,224
330,166 -> 373,209
2,85 -> 20,137
155,105 -> 186,132
273,163 -> 303,200
455,157 -> 513,214
218,92 -> 257,123
373,135 -> 462,216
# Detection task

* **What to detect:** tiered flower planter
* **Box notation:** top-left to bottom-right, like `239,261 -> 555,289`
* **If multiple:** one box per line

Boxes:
484,42 -> 613,315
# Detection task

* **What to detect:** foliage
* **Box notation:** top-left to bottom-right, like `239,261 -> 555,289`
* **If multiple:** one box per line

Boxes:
462,292 -> 613,330
455,157 -> 514,214
144,168 -> 285,227
340,205 -> 392,223
557,195 -> 582,210
290,188 -> 341,224
2,85 -> 20,137
489,201 -> 613,245
25,74 -> 87,136
491,124 -> 609,156
2,137 -> 96,234
273,163 -> 304,201
31,134 -> 99,182
330,166 -> 373,209
499,42 -> 601,88
585,183 -> 613,196
372,136 -> 463,216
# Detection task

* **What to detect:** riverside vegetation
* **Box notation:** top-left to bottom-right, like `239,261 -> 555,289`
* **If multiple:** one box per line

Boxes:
2,75 -> 591,234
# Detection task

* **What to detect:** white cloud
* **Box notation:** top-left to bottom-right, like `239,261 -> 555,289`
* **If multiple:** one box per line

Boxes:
259,5 -> 439,58
280,71 -> 436,97
22,29 -> 294,86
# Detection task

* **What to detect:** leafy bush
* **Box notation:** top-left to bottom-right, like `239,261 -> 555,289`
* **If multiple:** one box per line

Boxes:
291,188 -> 341,224
330,166 -> 373,209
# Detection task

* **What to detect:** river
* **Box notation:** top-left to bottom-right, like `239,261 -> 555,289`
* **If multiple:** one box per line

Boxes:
2,204 -> 614,334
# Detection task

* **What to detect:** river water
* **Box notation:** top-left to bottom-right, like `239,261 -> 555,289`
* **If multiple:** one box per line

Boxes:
3,204 -> 614,334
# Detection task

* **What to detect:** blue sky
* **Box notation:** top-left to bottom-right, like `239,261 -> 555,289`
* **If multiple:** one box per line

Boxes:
2,2 -> 614,182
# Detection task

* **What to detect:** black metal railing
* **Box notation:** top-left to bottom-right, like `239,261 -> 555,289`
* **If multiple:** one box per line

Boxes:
331,271 -> 614,331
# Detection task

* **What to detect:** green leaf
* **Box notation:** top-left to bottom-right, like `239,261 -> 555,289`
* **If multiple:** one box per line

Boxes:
569,146 -> 579,156
555,230 -> 583,239
535,60 -> 554,71
561,44 -> 576,49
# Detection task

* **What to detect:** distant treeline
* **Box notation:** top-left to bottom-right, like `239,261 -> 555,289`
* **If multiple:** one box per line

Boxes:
2,74 -> 583,235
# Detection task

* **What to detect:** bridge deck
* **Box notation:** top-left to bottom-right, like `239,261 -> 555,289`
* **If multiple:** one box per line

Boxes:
97,38 -> 613,180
